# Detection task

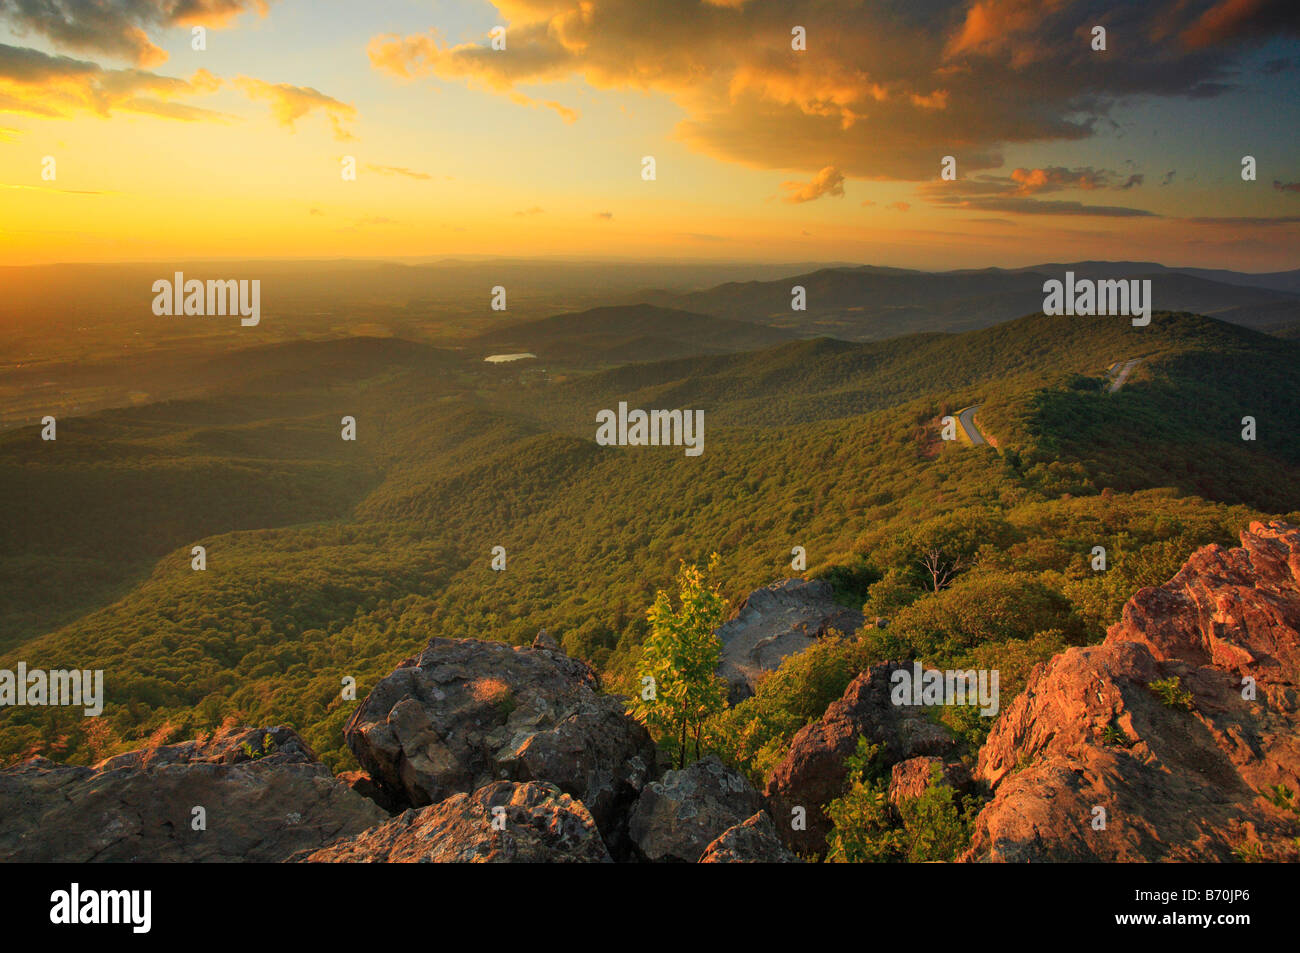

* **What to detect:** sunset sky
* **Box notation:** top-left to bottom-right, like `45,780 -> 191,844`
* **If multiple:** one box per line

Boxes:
1,0 -> 1297,269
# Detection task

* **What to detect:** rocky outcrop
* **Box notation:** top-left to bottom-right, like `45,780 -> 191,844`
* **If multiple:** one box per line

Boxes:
0,725 -> 386,862
716,578 -> 864,703
966,521 -> 1300,862
698,811 -> 802,863
343,637 -> 655,851
627,755 -> 765,862
298,781 -> 612,863
338,769 -> 404,814
764,662 -> 956,854
888,756 -> 971,807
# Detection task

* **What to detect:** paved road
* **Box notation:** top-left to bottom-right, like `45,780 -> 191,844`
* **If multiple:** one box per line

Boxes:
956,404 -> 986,445
1108,358 -> 1141,393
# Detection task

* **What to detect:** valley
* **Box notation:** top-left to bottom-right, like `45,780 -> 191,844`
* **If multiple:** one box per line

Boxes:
3,264 -> 1298,789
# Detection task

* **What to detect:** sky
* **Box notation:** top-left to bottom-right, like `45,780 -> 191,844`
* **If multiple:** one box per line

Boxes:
0,0 -> 1297,270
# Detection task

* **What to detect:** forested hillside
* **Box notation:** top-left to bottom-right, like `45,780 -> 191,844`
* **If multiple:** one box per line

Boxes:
2,309 -> 1297,772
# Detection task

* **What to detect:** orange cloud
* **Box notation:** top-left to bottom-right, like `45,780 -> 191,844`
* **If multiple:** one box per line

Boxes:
508,91 -> 579,122
781,166 -> 845,203
0,43 -> 227,120
367,1 -> 1290,183
1009,166 -> 1106,193
1181,0 -> 1277,49
945,0 -> 1068,58
233,76 -> 357,139
0,42 -> 357,140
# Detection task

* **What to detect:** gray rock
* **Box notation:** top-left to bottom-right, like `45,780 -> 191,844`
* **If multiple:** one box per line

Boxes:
338,769 -> 405,814
698,811 -> 802,863
344,637 -> 655,852
532,629 -> 560,652
0,725 -> 386,862
628,755 -> 765,862
299,780 -> 612,863
715,579 -> 864,704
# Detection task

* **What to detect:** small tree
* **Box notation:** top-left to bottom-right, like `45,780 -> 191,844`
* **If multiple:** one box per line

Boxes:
629,555 -> 728,768
919,547 -> 967,592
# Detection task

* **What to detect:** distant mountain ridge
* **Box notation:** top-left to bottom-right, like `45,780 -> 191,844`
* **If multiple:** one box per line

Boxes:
631,262 -> 1300,340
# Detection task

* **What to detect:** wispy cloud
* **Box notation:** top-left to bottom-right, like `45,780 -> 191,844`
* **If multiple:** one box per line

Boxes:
0,183 -> 117,195
919,165 -> 1160,217
780,165 -> 845,203
365,164 -> 433,180
232,76 -> 357,139
0,41 -> 355,138
0,43 -> 227,121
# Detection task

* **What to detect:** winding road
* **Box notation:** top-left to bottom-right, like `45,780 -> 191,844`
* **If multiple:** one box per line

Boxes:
956,404 -> 987,445
1108,358 -> 1141,393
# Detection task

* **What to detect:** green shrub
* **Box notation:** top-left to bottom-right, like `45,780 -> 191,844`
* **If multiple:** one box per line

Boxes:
705,635 -> 876,785
825,738 -> 978,863
1149,676 -> 1194,710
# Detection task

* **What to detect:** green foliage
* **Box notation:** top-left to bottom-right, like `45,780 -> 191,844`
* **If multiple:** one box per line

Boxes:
627,556 -> 729,768
824,738 -> 977,863
895,772 -> 978,862
861,568 -> 920,621
1232,841 -> 1266,863
1099,722 -> 1135,748
813,557 -> 881,607
1149,676 -> 1195,710
705,635 -> 877,785
875,570 -> 1085,660
1264,784 -> 1299,815
1065,373 -> 1105,392
240,732 -> 278,760
824,739 -> 901,863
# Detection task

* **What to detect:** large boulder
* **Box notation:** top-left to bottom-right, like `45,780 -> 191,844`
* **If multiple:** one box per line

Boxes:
764,662 -> 956,855
888,756 -> 971,807
698,811 -> 802,863
627,755 -> 765,862
338,769 -> 405,814
716,578 -> 864,704
966,521 -> 1300,862
0,725 -> 386,862
344,637 -> 655,850
299,781 -> 612,863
